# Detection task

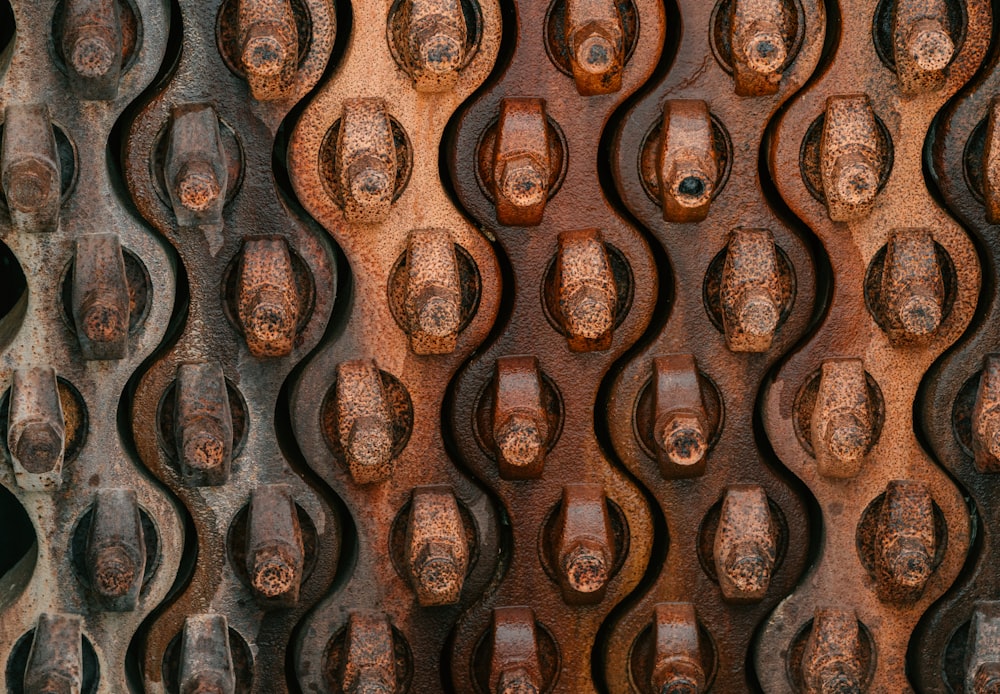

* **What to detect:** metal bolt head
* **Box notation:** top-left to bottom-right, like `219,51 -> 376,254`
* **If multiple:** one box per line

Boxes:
560,540 -> 610,594
416,29 -> 464,75
15,421 -> 64,474
499,155 -> 547,209
413,287 -> 461,338
250,548 -> 297,599
413,540 -> 464,603
80,298 -> 127,346
68,27 -> 118,79
181,426 -> 228,473
347,415 -> 394,479
175,160 -> 222,213
823,411 -> 869,463
906,19 -> 954,72
722,542 -> 771,596
5,159 -> 57,213
574,31 -> 616,76
736,287 -> 779,338
897,292 -> 942,336
496,412 -> 545,469
348,161 -> 393,208
658,414 -> 708,467
884,537 -> 932,589
242,23 -> 291,77
833,153 -> 879,208
742,23 -> 786,74
93,545 -> 137,598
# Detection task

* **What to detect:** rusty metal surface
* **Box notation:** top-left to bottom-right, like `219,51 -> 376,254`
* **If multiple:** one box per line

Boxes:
0,1 -> 184,693
910,20 -> 1000,693
2,0 -> 1000,689
600,0 -> 825,689
754,0 -> 990,691
443,0 -> 664,689
121,0 -> 340,691
284,0 -> 504,690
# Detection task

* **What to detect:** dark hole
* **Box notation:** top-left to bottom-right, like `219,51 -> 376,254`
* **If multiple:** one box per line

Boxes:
0,485 -> 33,578
0,240 -> 26,325
678,176 -> 705,198
0,2 -> 13,59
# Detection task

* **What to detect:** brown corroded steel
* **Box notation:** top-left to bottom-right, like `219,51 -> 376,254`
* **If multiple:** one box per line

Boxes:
600,0 -> 823,689
910,19 -> 1000,692
754,0 -> 990,690
445,0 -> 663,688
121,0 -> 339,690
0,1 -> 183,692
285,0 -> 502,687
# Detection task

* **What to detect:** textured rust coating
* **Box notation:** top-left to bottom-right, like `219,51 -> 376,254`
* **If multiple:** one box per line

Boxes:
445,0 -> 663,687
285,0 -> 502,687
121,0 -> 339,690
910,9 -> 1000,690
0,1 -> 183,691
755,0 -> 990,689
600,0 -> 823,689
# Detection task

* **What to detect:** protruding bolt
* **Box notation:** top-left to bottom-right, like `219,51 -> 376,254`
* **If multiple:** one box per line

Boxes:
179,615 -> 236,694
60,0 -> 123,100
236,237 -> 300,358
403,228 -> 463,354
395,0 -> 468,91
553,228 -> 617,351
972,354 -> 1000,473
657,100 -> 717,223
975,665 -> 1000,694
8,366 -> 66,490
801,610 -> 864,694
488,607 -> 544,694
713,485 -> 776,602
175,361 -> 234,486
967,603 -> 1000,693
72,233 -> 130,361
906,19 -> 953,70
499,156 -> 547,208
983,98 -> 1000,224
238,0 -> 299,100
490,98 -> 552,226
880,229 -> 945,341
874,479 -> 936,603
335,99 -> 398,223
820,95 -> 885,222
335,360 -> 396,484
893,0 -> 954,95
564,0 -> 624,95
24,613 -> 83,694
720,228 -> 784,352
657,415 -> 707,468
405,486 -> 468,606
652,355 -> 711,478
650,603 -> 706,694
554,484 -> 614,604
730,0 -> 790,95
164,105 -> 229,247
175,161 -> 221,213
340,611 -> 397,694
245,484 -> 304,606
492,356 -> 548,479
85,488 -> 145,610
1,104 -> 61,233
811,359 -> 873,478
